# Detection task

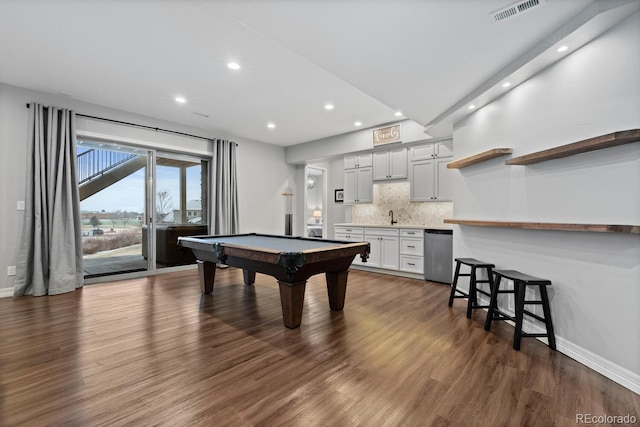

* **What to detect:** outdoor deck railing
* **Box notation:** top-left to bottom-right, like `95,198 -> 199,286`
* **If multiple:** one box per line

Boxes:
77,149 -> 137,185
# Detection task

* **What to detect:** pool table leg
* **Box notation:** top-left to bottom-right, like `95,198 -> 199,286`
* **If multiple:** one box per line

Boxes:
326,270 -> 348,311
197,260 -> 216,294
277,280 -> 307,329
243,269 -> 256,285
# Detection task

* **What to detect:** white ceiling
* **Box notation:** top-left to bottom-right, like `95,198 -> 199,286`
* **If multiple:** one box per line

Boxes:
0,0 -> 636,147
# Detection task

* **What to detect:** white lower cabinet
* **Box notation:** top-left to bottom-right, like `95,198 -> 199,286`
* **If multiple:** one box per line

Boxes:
364,227 -> 399,270
335,226 -> 424,275
400,229 -> 424,274
335,226 -> 365,265
366,236 -> 399,269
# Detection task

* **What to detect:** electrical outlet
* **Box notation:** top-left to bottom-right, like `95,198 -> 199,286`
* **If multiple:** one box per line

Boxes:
7,265 -> 16,276
17,200 -> 26,211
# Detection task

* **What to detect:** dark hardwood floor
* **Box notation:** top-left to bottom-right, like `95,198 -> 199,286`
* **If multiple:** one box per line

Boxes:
1,267 -> 638,426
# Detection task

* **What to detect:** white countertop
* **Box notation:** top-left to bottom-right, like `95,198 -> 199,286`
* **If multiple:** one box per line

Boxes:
335,223 -> 453,231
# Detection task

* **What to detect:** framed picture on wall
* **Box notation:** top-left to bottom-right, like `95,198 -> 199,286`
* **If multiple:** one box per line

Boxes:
334,189 -> 344,203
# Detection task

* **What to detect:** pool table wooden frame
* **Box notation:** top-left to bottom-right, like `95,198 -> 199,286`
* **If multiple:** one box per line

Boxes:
177,233 -> 369,328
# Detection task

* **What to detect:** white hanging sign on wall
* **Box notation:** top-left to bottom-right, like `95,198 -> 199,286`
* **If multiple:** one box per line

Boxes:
373,124 -> 402,146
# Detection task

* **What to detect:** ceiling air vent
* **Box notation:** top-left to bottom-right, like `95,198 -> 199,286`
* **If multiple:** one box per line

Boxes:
491,0 -> 546,23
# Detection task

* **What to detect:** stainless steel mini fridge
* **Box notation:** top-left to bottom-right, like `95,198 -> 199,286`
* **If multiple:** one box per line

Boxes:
424,229 -> 453,283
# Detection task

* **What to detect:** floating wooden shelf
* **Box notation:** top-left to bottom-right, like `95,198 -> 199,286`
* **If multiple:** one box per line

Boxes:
444,219 -> 640,234
506,129 -> 640,165
447,148 -> 513,169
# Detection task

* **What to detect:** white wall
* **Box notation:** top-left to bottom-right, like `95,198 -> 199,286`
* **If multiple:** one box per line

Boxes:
452,12 -> 640,392
235,139 -> 296,234
328,156 -> 348,238
0,83 -> 294,294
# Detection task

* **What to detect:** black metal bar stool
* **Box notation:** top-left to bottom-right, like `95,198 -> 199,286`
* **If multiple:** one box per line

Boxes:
448,258 -> 495,319
484,269 -> 556,351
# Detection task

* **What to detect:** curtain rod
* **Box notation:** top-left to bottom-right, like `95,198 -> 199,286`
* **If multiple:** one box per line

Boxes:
25,103 -> 234,144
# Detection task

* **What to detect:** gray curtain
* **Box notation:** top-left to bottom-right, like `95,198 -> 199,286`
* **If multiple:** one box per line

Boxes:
14,103 -> 83,296
211,139 -> 239,234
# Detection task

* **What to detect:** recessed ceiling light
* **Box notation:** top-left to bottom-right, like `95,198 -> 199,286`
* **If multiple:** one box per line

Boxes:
175,96 -> 187,104
502,82 -> 511,88
324,104 -> 334,110
227,62 -> 241,70
354,121 -> 362,126
468,105 -> 476,110
394,111 -> 402,117
557,45 -> 568,53
267,122 -> 276,129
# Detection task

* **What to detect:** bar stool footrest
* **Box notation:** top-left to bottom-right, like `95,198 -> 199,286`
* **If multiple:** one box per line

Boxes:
521,333 -> 551,338
522,310 -> 546,323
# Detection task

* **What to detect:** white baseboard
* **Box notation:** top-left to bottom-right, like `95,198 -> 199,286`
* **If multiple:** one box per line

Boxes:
0,287 -> 14,298
470,294 -> 640,395
557,336 -> 640,395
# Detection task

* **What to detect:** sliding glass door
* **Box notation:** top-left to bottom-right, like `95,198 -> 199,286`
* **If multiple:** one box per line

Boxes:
77,140 -> 150,278
154,152 -> 209,270
77,140 -> 209,278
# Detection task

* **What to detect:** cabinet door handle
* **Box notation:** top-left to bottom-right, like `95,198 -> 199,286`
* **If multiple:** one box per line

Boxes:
407,263 -> 415,266
407,232 -> 415,235
407,245 -> 415,248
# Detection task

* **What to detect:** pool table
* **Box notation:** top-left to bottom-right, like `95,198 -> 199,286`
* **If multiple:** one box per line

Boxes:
177,233 -> 370,328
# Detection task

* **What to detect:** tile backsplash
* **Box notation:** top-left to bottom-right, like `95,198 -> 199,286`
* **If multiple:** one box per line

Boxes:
350,182 -> 452,226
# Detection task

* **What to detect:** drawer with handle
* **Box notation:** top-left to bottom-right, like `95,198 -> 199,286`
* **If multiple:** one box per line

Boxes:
400,237 -> 423,256
335,233 -> 364,242
400,255 -> 423,274
335,226 -> 364,235
400,229 -> 423,237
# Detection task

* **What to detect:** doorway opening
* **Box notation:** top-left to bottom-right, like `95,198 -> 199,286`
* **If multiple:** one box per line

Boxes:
304,166 -> 326,238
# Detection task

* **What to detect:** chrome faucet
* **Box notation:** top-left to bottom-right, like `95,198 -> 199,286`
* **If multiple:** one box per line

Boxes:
389,210 -> 397,225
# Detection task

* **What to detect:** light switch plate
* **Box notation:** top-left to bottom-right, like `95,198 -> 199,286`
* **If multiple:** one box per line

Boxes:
7,265 -> 16,276
17,200 -> 25,211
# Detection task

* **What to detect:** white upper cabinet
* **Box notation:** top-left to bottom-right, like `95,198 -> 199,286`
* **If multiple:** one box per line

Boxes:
344,153 -> 373,169
435,158 -> 453,201
435,142 -> 453,158
344,166 -> 372,204
409,144 -> 435,161
344,152 -> 373,204
409,140 -> 453,202
410,159 -> 435,201
373,147 -> 407,181
409,141 -> 453,161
